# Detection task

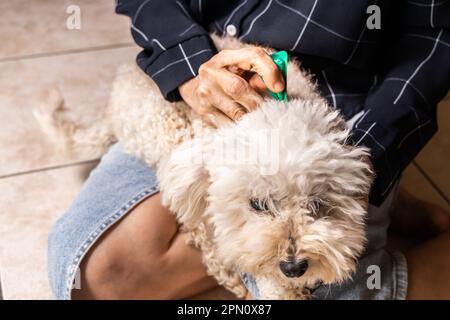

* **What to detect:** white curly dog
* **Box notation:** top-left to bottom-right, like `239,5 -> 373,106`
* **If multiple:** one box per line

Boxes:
35,35 -> 373,299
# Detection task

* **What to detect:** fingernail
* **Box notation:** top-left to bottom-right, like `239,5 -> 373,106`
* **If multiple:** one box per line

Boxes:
274,81 -> 284,92
236,111 -> 245,120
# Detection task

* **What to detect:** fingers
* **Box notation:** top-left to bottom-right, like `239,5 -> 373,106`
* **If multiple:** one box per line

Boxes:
198,84 -> 247,124
207,88 -> 248,120
207,110 -> 234,127
247,73 -> 270,95
212,47 -> 285,93
229,68 -> 271,96
196,86 -> 236,126
199,63 -> 262,113
180,46 -> 283,128
213,68 -> 263,112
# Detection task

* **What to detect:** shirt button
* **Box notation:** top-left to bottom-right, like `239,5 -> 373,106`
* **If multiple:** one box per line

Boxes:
226,24 -> 237,37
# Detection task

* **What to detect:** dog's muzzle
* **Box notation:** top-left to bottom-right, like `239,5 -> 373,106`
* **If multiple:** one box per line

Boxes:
279,259 -> 309,278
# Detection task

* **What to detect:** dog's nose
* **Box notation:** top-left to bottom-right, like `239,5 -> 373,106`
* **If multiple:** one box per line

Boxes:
279,259 -> 309,278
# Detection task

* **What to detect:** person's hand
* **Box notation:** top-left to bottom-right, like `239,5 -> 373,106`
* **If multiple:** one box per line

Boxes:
179,47 -> 285,127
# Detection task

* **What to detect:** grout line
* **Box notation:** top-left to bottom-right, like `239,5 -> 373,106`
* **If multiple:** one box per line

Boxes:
0,43 -> 135,63
0,159 -> 100,180
413,161 -> 450,206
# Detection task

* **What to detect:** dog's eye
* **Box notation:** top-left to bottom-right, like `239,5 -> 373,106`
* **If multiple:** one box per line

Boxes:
249,198 -> 270,212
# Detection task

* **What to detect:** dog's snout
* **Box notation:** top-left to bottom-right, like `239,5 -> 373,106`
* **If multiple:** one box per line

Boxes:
279,259 -> 309,278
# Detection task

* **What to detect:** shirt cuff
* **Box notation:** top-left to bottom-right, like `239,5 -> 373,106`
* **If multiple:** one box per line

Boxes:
138,35 -> 217,102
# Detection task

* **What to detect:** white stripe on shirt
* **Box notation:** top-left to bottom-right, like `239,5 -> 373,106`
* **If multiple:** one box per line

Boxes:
178,44 -> 196,76
393,29 -> 443,105
290,0 -> 318,51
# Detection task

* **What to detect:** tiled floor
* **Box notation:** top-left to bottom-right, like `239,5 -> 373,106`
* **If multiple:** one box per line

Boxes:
0,0 -> 136,299
0,1 -> 448,300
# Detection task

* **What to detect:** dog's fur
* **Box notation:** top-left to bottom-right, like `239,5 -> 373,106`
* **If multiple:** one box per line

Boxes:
35,35 -> 373,299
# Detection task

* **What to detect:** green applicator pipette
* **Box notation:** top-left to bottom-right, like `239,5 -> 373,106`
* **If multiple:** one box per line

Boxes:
268,50 -> 288,102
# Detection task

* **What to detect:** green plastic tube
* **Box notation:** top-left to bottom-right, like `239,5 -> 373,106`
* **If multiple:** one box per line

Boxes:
269,50 -> 288,102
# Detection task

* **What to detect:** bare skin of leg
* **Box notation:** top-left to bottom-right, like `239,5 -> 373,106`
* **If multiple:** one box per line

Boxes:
72,192 -> 219,299
390,188 -> 450,299
406,231 -> 450,299
390,188 -> 449,239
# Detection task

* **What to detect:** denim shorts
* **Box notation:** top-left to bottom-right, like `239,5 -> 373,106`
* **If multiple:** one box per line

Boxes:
48,143 -> 408,300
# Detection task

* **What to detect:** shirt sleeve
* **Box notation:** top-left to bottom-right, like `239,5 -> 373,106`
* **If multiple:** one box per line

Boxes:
351,2 -> 450,205
116,0 -> 217,101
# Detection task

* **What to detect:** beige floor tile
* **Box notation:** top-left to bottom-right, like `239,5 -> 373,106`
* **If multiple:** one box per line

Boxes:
414,99 -> 450,201
0,46 -> 140,176
400,163 -> 448,208
0,163 -> 97,299
0,0 -> 132,60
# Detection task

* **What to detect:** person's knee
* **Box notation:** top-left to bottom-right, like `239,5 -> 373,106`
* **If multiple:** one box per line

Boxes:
72,197 -> 177,299
73,238 -> 171,299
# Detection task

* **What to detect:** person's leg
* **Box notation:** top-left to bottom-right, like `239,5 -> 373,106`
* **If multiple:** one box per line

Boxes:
72,193 -> 218,299
405,230 -> 450,299
48,144 -> 224,300
390,188 -> 450,239
388,188 -> 450,299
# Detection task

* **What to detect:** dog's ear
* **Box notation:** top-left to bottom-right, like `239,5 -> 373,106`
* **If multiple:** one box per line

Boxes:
157,138 -> 210,229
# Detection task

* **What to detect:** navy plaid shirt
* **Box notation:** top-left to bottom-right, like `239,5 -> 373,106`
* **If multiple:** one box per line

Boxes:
116,0 -> 450,205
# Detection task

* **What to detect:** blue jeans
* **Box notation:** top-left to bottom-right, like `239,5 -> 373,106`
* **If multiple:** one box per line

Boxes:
48,143 -> 407,300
